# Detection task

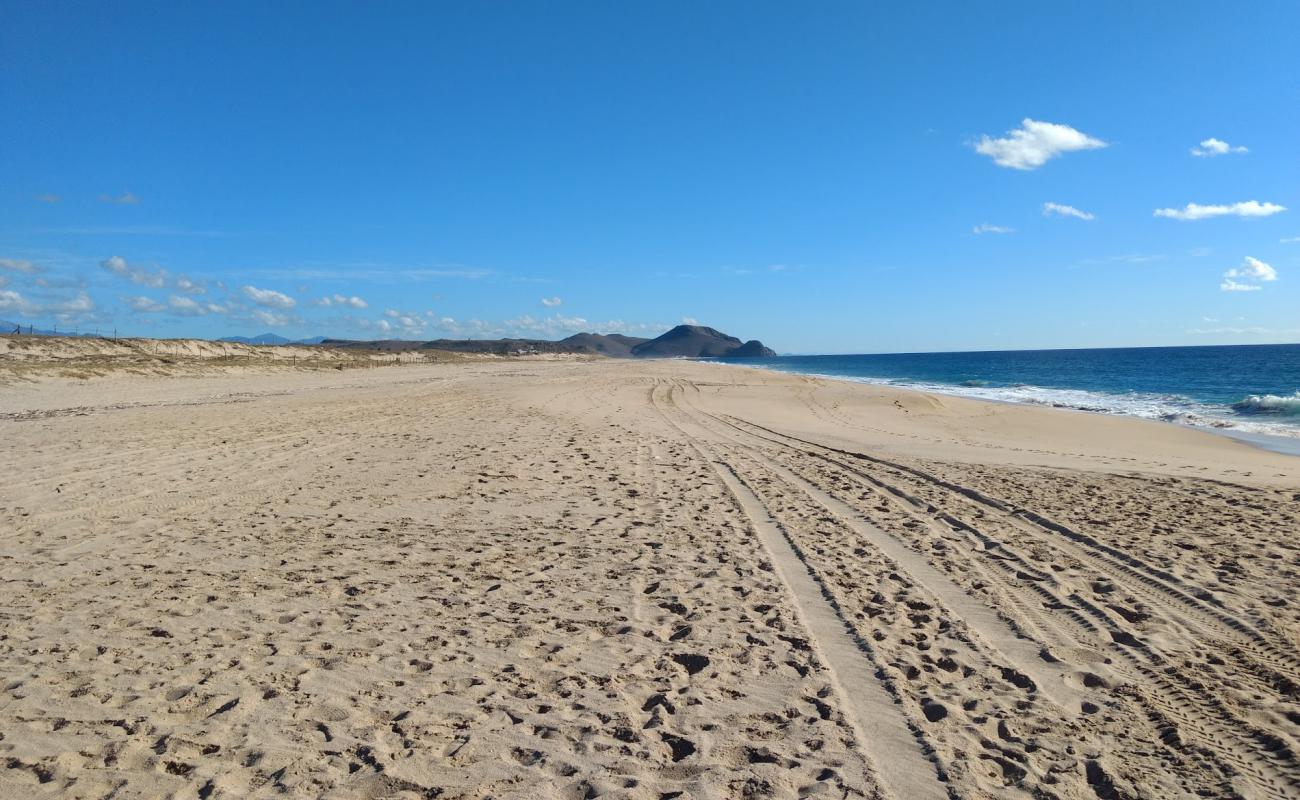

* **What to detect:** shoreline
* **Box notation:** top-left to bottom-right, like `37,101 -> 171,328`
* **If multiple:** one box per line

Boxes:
704,357 -> 1300,458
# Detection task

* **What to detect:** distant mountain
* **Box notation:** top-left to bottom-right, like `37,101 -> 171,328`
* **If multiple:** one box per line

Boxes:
219,333 -> 290,345
630,325 -> 774,359
559,332 -> 650,357
6,323 -> 773,357
320,325 -> 773,358
218,333 -> 325,345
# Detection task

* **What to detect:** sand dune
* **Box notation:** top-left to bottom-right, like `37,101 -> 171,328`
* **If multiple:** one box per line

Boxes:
2,357 -> 1297,798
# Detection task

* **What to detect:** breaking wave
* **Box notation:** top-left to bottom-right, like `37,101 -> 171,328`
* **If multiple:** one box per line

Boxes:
733,367 -> 1300,442
1232,392 -> 1300,416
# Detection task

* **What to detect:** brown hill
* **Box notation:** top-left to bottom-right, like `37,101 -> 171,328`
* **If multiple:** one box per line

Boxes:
630,325 -> 774,358
559,332 -> 650,357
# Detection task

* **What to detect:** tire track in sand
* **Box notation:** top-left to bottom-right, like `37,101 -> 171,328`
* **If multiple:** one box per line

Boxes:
694,397 -> 1300,799
647,379 -> 948,800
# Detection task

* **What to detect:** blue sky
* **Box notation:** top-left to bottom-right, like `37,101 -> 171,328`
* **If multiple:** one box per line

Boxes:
2,1 -> 1297,353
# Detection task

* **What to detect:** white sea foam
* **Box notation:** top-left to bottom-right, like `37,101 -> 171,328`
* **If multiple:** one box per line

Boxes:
763,369 -> 1300,441
1232,392 -> 1300,416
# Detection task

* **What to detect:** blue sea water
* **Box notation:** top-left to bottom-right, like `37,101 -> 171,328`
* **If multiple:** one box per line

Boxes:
712,343 -> 1300,448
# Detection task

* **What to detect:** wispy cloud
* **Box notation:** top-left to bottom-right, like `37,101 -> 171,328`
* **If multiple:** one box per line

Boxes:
1077,252 -> 1171,268
1155,201 -> 1285,221
252,309 -> 292,327
174,276 -> 206,294
973,119 -> 1106,170
127,296 -> 165,312
1191,138 -> 1248,157
254,264 -> 494,282
495,314 -> 665,339
35,193 -> 61,204
167,295 -> 207,316
724,264 -> 793,276
541,296 -> 562,307
36,225 -> 229,237
1220,256 -> 1277,292
972,223 -> 1014,235
101,255 -> 168,287
1043,202 -> 1095,220
98,192 -> 141,205
1,289 -> 96,320
243,285 -> 296,309
1187,325 -> 1300,336
1282,236 -> 1300,244
0,258 -> 40,274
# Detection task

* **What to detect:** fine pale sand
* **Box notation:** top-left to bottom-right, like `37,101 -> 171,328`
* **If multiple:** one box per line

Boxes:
2,352 -> 1298,799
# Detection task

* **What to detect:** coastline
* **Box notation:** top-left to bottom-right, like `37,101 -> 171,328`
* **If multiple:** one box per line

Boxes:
706,357 -> 1300,458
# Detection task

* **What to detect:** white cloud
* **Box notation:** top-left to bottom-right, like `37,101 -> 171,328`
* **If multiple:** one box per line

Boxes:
168,295 -> 206,315
1225,256 -> 1277,282
243,285 -> 296,308
174,276 -> 206,294
541,296 -> 562,307
0,288 -> 97,321
5,290 -> 97,322
974,118 -> 1106,170
127,296 -> 166,312
252,309 -> 290,326
411,313 -> 665,341
1043,202 -> 1095,220
1221,256 -> 1278,292
101,256 -> 129,277
972,223 -> 1014,235
98,191 -> 140,205
1154,201 -> 1286,221
57,292 -> 94,313
1282,236 -> 1300,244
359,309 -> 430,338
0,258 -> 39,274
1191,138 -> 1248,157
311,294 -> 368,309
681,317 -> 699,325
101,255 -> 168,288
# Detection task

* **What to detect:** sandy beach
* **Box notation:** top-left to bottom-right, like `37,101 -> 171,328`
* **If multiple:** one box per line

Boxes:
3,352 -> 1298,799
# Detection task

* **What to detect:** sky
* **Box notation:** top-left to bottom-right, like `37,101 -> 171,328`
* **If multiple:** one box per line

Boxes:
2,1 -> 1298,353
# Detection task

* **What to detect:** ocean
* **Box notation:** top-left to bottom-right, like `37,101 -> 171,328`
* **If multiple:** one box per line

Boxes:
711,343 -> 1300,452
